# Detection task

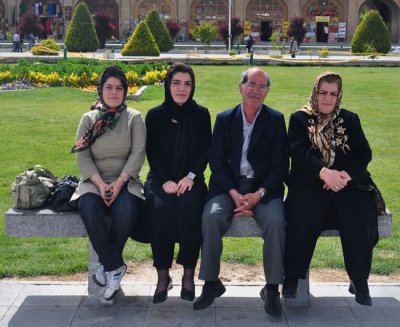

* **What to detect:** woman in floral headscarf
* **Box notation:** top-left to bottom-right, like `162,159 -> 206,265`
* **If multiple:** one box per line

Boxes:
283,71 -> 378,306
70,65 -> 146,302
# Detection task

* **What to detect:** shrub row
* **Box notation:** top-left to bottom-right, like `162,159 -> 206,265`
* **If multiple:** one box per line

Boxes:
31,39 -> 61,56
0,60 -> 167,87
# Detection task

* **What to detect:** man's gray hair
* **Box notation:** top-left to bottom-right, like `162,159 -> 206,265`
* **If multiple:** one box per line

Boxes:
240,68 -> 271,87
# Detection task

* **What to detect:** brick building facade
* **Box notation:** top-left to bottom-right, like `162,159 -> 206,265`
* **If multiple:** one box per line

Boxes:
1,0 -> 399,43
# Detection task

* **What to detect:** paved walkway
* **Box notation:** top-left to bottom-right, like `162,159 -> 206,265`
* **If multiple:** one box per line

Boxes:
1,49 -> 400,66
1,280 -> 399,326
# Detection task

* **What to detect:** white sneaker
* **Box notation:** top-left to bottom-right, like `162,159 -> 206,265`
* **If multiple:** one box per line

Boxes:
104,264 -> 127,300
93,264 -> 106,287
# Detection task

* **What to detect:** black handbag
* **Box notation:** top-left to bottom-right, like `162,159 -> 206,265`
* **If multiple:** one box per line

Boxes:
130,200 -> 151,244
50,175 -> 79,211
351,180 -> 386,216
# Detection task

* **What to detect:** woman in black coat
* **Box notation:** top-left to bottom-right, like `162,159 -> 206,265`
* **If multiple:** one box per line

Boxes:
145,63 -> 211,304
283,71 -> 378,306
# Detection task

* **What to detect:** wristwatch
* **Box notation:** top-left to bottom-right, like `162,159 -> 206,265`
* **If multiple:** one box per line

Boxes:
257,188 -> 266,199
119,175 -> 129,183
187,172 -> 196,181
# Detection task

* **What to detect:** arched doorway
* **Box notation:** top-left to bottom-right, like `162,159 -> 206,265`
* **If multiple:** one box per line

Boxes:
78,0 -> 119,37
302,0 -> 345,43
18,0 -> 64,39
359,0 -> 399,42
245,0 -> 288,42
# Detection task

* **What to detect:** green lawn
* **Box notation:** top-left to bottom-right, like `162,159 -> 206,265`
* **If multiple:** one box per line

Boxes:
0,65 -> 399,277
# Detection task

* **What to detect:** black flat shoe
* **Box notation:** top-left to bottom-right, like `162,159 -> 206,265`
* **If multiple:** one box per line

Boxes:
181,287 -> 195,301
349,281 -> 372,306
193,279 -> 226,310
153,276 -> 173,304
260,286 -> 282,317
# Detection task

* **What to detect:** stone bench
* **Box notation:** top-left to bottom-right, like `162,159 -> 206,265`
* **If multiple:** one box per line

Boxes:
5,207 -> 393,306
227,209 -> 393,306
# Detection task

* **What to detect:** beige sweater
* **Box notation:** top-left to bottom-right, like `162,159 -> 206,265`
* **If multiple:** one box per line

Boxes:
70,107 -> 146,205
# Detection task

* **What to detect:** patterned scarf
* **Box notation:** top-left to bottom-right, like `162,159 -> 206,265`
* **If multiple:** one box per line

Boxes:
71,78 -> 127,153
300,72 -> 343,167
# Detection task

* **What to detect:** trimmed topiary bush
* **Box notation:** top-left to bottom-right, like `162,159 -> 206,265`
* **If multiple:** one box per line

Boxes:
64,3 -> 99,52
145,9 -> 173,52
351,10 -> 391,54
121,21 -> 160,56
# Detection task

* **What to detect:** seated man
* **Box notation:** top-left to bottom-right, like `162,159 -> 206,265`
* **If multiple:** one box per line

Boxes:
193,67 -> 289,317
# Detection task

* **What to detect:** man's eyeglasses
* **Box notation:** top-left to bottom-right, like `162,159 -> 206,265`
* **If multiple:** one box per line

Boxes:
244,82 -> 268,91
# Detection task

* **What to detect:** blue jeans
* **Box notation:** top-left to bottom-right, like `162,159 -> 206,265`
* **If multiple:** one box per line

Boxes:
79,186 -> 142,271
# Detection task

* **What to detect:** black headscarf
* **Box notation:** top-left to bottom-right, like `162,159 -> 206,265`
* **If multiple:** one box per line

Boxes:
163,63 -> 197,177
71,65 -> 128,153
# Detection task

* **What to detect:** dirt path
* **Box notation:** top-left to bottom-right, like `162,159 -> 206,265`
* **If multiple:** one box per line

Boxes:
4,261 -> 399,284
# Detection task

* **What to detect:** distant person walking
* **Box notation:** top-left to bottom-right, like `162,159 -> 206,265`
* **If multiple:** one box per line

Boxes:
29,33 -> 35,50
289,36 -> 299,58
245,34 -> 254,53
12,32 -> 21,52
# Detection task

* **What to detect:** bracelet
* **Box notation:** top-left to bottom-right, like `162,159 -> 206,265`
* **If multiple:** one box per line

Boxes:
119,175 -> 129,183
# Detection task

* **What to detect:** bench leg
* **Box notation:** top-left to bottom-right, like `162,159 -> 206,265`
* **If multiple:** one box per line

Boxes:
284,271 -> 311,307
87,241 -> 114,305
87,241 -> 101,305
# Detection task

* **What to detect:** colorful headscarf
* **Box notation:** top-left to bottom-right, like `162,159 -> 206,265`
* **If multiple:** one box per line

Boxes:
71,66 -> 128,153
300,71 -> 343,167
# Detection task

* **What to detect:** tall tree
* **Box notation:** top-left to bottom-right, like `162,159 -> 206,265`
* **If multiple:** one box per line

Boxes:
351,10 -> 391,54
93,12 -> 116,49
145,10 -> 173,52
64,2 -> 99,52
18,12 -> 43,36
218,17 -> 244,49
287,17 -> 306,46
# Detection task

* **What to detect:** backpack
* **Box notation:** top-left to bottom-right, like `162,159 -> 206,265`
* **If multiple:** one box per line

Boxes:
49,175 -> 79,212
11,165 -> 58,209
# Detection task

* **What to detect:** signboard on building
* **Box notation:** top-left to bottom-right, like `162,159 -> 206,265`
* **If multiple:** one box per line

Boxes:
338,22 -> 346,38
244,20 -> 251,35
282,20 -> 288,37
315,16 -> 330,23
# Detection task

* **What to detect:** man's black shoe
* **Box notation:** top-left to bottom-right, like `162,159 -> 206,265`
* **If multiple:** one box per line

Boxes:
282,278 -> 298,298
260,286 -> 282,317
193,279 -> 226,310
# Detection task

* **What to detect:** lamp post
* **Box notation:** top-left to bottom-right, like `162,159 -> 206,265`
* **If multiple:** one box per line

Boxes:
228,0 -> 231,52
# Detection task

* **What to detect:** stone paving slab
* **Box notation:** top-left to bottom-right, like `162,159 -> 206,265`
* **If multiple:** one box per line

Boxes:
0,281 -> 399,326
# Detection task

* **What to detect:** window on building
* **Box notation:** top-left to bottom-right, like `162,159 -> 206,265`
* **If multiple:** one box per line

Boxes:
194,0 -> 228,21
139,0 -> 172,20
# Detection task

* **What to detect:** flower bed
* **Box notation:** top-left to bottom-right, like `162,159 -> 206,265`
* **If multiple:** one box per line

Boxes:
0,60 -> 167,89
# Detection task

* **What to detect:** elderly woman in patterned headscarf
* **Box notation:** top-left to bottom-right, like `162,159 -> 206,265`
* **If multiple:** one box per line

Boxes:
283,71 -> 378,306
70,65 -> 146,302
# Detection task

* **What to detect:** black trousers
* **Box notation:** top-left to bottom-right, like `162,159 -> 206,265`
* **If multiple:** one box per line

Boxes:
145,180 -> 206,270
284,184 -> 377,280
